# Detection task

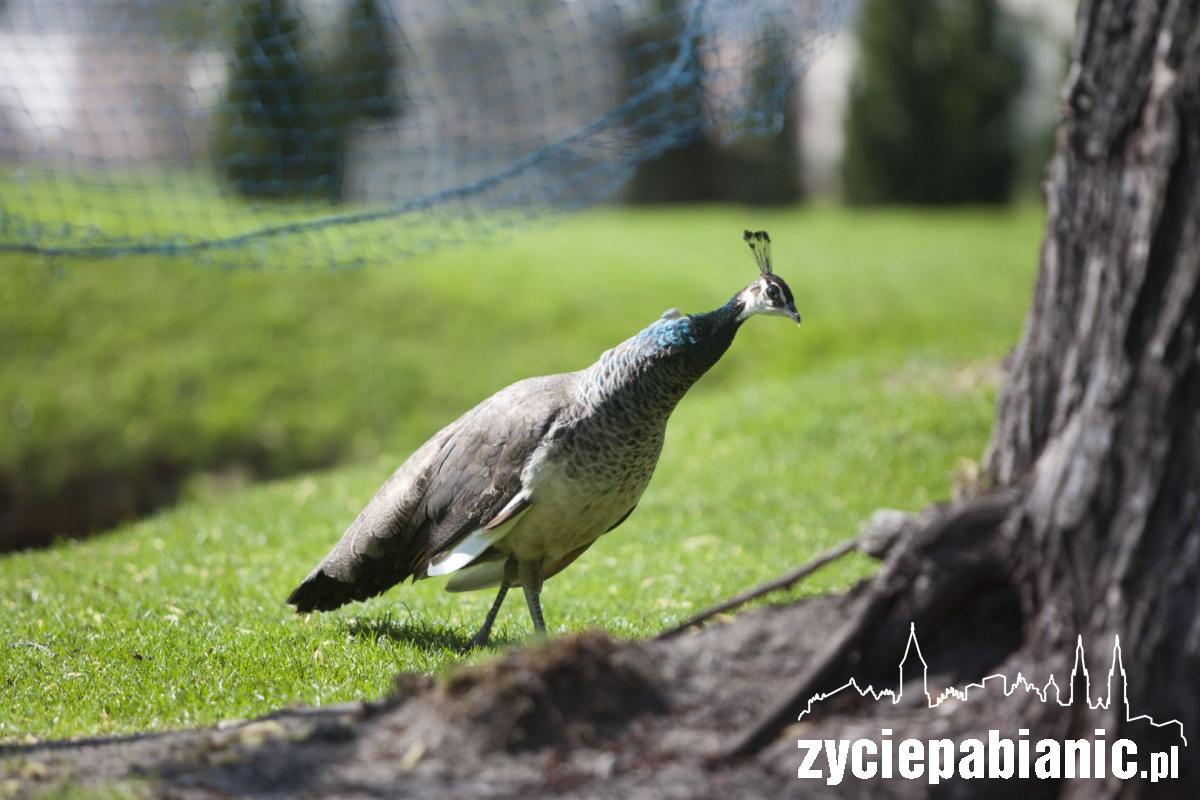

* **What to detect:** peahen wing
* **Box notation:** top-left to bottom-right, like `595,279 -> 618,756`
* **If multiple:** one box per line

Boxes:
286,373 -> 576,612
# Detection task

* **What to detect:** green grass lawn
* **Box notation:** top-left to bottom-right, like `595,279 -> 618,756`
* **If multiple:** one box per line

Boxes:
0,205 -> 1042,741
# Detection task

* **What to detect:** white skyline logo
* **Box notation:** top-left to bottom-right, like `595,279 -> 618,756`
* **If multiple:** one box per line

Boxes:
797,623 -> 1187,747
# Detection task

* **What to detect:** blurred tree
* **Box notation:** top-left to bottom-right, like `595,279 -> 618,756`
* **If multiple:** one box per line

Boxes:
719,29 -> 804,206
842,0 -> 1024,205
329,0 -> 405,123
216,0 -> 341,200
216,0 -> 405,201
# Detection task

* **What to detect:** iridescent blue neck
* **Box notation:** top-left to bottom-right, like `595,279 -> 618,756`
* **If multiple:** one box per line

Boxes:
578,294 -> 746,416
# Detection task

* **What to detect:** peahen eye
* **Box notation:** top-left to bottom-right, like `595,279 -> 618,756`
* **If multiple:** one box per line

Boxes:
766,285 -> 780,301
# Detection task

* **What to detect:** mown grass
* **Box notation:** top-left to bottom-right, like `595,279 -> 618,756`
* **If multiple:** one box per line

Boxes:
0,204 -> 1042,741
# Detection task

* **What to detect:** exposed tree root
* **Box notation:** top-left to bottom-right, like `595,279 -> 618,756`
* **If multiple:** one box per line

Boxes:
717,486 -> 1024,762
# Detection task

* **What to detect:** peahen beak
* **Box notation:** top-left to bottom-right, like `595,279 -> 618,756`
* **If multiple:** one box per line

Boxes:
787,304 -> 802,325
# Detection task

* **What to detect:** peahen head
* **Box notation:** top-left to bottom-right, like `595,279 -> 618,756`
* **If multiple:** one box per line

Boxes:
735,230 -> 801,325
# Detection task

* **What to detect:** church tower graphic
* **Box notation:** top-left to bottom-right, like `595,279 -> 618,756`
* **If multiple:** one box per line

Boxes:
796,623 -> 1186,746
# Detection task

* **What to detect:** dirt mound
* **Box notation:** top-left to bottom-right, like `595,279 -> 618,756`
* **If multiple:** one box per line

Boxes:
436,630 -> 667,752
0,599 -> 852,798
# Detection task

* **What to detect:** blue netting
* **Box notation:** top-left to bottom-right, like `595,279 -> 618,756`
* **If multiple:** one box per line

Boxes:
0,0 -> 843,266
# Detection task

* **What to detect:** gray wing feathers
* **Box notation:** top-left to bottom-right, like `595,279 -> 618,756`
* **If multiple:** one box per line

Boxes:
313,426 -> 451,578
287,374 -> 575,612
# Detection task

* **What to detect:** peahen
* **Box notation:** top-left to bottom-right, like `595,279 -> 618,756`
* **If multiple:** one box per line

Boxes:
288,230 -> 800,647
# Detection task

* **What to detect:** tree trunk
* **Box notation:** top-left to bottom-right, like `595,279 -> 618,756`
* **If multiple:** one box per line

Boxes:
987,0 -> 1200,775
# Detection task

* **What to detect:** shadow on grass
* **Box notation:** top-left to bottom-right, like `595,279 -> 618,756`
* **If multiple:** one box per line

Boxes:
342,615 -> 521,653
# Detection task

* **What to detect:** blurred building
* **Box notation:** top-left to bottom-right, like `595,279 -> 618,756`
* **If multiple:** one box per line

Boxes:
0,1 -> 225,166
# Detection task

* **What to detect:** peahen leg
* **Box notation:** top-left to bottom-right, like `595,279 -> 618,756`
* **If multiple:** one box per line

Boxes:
466,580 -> 510,649
520,559 -> 546,635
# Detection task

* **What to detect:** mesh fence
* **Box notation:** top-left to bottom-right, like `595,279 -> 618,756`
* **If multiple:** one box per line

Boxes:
0,0 -> 844,267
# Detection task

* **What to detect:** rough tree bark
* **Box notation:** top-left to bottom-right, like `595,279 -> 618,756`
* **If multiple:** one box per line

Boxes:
727,0 -> 1200,794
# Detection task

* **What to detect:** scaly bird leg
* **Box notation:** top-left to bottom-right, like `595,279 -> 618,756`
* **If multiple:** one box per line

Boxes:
466,580 -> 510,650
520,558 -> 546,636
